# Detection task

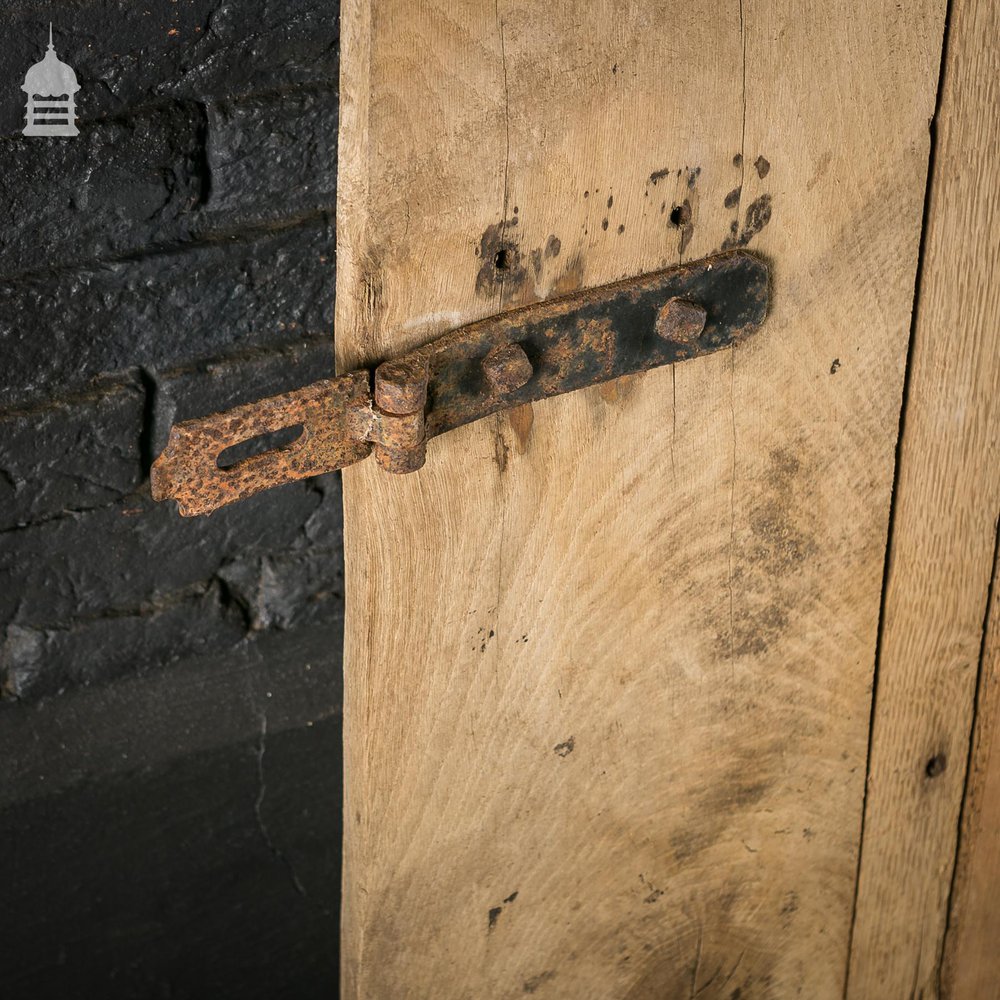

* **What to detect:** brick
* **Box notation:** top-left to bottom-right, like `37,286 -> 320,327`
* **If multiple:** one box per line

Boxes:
0,102 -> 207,279
0,219 -> 334,408
0,471 -> 344,701
0,382 -> 145,531
200,88 -> 337,232
0,486 -> 315,625
1,586 -> 246,701
0,90 -> 337,281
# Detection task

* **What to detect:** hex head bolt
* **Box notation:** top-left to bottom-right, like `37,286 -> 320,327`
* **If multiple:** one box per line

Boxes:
372,356 -> 429,473
483,343 -> 533,393
655,298 -> 707,344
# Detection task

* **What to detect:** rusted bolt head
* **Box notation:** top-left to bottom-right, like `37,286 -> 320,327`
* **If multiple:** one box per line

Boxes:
374,356 -> 429,414
655,298 -> 707,344
483,343 -> 533,393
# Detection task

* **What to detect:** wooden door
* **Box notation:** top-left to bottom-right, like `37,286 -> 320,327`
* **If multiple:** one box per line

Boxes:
335,1 -> 997,996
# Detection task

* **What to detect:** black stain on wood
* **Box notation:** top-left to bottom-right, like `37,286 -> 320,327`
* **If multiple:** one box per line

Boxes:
724,186 -> 742,210
669,203 -> 691,228
721,193 -> 772,250
733,152 -> 743,168
830,358 -> 841,374
602,218 -> 609,231
530,247 -> 543,279
617,224 -> 625,235
648,166 -> 672,185
488,891 -> 519,931
755,155 -> 771,178
638,873 -> 664,904
554,736 -> 575,757
475,218 -> 526,298
607,194 -> 614,209
711,444 -> 819,660
926,753 -> 947,778
743,194 -> 772,240
523,970 -> 556,993
669,199 -> 694,255
544,234 -> 561,258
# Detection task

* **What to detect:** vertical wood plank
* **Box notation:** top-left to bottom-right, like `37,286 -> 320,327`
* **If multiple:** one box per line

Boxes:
941,540 -> 1000,999
337,2 -> 945,996
847,0 -> 1000,993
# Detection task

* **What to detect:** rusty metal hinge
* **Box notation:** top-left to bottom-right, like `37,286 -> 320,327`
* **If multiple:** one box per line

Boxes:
151,250 -> 769,516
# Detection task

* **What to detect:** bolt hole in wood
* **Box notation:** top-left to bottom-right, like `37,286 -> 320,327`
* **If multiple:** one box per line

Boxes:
494,248 -> 511,271
216,424 -> 304,469
925,754 -> 947,778
669,203 -> 691,227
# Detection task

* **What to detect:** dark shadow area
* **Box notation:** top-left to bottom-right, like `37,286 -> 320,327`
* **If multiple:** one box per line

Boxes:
0,2 -> 344,995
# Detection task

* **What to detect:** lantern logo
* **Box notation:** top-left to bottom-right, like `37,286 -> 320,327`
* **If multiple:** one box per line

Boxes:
22,24 -> 80,137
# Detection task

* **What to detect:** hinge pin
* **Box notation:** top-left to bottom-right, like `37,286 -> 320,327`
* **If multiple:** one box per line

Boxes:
371,356 -> 429,473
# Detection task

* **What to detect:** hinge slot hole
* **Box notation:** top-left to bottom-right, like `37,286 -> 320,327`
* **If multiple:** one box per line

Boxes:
217,423 -> 305,469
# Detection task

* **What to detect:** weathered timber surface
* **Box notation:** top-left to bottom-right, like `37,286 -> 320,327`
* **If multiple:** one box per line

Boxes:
942,542 -> 1000,999
337,2 -> 945,996
848,0 -> 1000,992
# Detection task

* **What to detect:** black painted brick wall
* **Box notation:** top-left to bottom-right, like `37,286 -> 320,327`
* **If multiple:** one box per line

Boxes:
0,4 -> 343,996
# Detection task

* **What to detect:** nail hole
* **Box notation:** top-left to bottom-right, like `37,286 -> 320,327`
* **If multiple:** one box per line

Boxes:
494,249 -> 511,271
925,754 -> 947,778
217,423 -> 304,469
669,204 -> 691,227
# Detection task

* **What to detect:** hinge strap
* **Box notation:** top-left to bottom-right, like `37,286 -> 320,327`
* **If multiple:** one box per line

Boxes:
151,249 -> 769,516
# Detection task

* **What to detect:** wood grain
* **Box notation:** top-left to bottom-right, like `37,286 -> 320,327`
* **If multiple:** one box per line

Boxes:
942,540 -> 1000,999
847,0 -> 1000,992
336,2 -> 945,996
